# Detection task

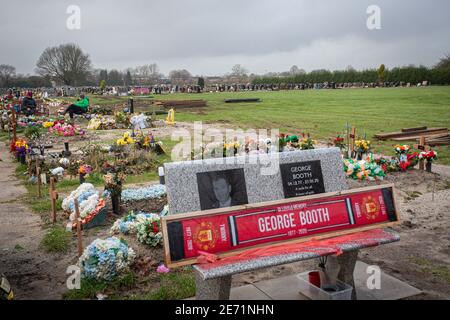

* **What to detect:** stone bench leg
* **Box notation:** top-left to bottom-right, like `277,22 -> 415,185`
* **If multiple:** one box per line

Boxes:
195,269 -> 232,300
325,250 -> 359,300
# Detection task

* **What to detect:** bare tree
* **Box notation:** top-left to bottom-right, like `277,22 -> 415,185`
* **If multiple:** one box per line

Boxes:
231,64 -> 248,77
290,65 -> 306,75
133,64 -> 162,85
169,69 -> 192,85
0,64 -> 16,88
35,43 -> 92,86
229,64 -> 248,83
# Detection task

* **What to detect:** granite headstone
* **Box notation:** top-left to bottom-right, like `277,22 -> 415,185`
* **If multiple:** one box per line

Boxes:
164,148 -> 347,215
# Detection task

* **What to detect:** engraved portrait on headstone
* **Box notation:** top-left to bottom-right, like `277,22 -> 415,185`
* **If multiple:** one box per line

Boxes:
197,169 -> 248,210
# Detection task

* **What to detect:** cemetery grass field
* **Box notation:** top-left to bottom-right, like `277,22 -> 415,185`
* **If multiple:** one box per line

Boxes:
93,86 -> 450,165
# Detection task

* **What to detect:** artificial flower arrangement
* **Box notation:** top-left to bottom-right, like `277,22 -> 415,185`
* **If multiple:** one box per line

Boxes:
394,144 -> 410,154
43,121 -> 54,128
104,165 -> 127,215
343,158 -> 385,181
14,138 -> 29,158
332,134 -> 346,150
398,152 -> 419,171
78,164 -> 93,175
136,215 -> 163,247
48,122 -> 85,137
78,164 -> 93,183
87,115 -> 117,130
77,237 -> 135,281
419,150 -> 437,172
133,131 -> 149,149
104,171 -> 126,196
114,111 -> 131,128
110,211 -> 163,247
110,212 -> 155,235
281,135 -> 299,151
116,131 -> 134,146
279,133 -> 316,151
355,139 -> 371,154
189,133 -> 317,160
120,184 -> 166,202
62,183 -> 102,219
419,150 -> 437,161
192,141 -> 224,160
299,135 -> 317,150
70,198 -> 106,230
67,159 -> 83,177
393,145 -> 418,171
224,140 -> 241,156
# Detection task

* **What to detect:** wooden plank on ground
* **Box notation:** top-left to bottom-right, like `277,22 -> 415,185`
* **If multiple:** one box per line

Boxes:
392,133 -> 450,142
375,128 -> 448,140
162,185 -> 400,268
401,126 -> 427,133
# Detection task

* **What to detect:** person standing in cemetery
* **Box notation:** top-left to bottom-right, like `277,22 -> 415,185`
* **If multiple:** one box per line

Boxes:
64,93 -> 90,120
3,88 -> 14,102
21,91 -> 37,116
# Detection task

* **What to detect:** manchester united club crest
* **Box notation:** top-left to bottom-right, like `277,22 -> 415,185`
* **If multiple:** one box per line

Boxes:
194,221 -> 219,251
361,196 -> 380,220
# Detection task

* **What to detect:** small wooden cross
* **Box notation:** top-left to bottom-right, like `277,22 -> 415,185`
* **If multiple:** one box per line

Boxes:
345,122 -> 351,158
49,177 -> 58,223
36,165 -> 42,198
349,127 -> 357,158
74,198 -> 83,257
414,136 -> 431,170
11,109 -> 17,142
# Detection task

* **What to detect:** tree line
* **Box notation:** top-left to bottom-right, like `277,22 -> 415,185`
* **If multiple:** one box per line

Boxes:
1,43 -> 450,88
253,57 -> 450,85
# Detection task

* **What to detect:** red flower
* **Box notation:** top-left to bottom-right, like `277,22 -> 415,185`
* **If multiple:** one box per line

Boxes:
399,161 -> 410,171
407,152 -> 418,160
152,221 -> 159,233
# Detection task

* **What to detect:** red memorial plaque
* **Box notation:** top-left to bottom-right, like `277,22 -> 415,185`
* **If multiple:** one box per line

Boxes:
162,185 -> 399,267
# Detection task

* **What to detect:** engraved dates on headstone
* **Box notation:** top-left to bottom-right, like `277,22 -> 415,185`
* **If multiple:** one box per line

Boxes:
280,160 -> 325,198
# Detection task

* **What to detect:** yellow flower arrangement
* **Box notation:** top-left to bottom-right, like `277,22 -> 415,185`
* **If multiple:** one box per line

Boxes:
225,141 -> 240,150
43,121 -> 54,128
15,139 -> 29,150
116,132 -> 134,146
355,139 -> 371,153
143,136 -> 151,148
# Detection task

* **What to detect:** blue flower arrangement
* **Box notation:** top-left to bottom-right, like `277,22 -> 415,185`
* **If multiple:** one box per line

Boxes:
121,184 -> 166,202
78,237 -> 136,281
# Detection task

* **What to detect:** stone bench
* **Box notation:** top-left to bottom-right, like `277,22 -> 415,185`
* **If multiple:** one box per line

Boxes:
193,228 -> 400,300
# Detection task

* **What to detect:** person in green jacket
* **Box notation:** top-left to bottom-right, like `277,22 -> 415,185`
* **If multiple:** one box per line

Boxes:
64,94 -> 89,119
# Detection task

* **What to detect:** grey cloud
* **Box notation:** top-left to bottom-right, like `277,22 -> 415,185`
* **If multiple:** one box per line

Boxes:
1,0 -> 449,75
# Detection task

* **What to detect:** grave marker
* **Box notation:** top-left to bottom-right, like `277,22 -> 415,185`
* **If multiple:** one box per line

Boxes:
349,127 -> 356,158
162,185 -> 400,268
36,165 -> 42,198
414,136 -> 431,170
74,199 -> 83,257
128,98 -> 134,114
164,148 -> 346,215
345,122 -> 351,158
279,160 -> 325,198
49,177 -> 58,223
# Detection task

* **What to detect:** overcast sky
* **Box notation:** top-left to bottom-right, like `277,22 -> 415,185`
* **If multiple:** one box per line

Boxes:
1,0 -> 449,76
